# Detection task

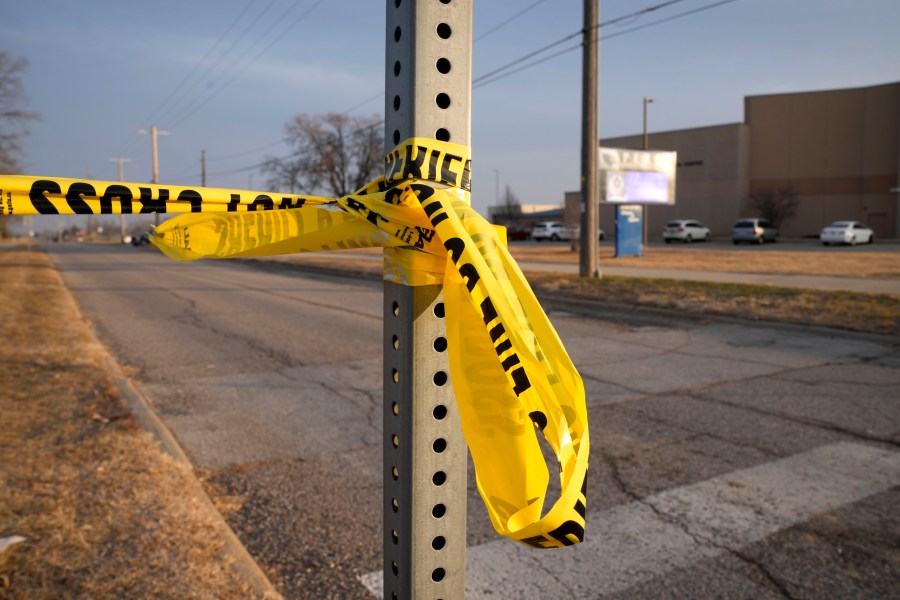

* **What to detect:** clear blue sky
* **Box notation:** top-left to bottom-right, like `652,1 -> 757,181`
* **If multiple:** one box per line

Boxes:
4,0 -> 899,218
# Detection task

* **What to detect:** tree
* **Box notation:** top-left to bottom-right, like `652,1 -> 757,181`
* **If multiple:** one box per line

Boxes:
498,184 -> 521,223
749,185 -> 799,229
0,52 -> 40,238
261,113 -> 383,197
0,52 -> 40,174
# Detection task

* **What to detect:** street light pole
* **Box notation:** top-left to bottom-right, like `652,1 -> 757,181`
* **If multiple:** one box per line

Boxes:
579,0 -> 600,277
108,156 -> 132,242
138,126 -> 170,226
642,96 -> 654,246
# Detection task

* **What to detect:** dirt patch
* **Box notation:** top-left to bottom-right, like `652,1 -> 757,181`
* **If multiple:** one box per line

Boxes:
0,249 -> 264,599
508,244 -> 900,279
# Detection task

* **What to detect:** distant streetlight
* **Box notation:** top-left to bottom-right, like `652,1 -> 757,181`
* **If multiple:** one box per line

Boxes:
108,156 -> 132,243
643,97 -> 654,151
493,169 -> 499,205
138,126 -> 170,226
642,97 -> 654,246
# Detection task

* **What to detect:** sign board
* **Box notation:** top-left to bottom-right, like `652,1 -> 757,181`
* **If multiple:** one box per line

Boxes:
599,147 -> 677,205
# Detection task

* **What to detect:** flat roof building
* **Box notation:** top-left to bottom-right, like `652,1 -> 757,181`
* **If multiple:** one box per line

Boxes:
551,81 -> 900,240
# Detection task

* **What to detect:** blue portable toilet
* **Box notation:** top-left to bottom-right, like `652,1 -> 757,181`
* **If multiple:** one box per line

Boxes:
615,204 -> 643,257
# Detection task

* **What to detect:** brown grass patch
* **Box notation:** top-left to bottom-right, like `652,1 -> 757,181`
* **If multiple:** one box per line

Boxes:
0,250 -> 260,599
528,273 -> 900,336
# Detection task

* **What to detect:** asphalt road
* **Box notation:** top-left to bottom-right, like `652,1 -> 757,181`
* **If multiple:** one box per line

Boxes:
46,243 -> 900,599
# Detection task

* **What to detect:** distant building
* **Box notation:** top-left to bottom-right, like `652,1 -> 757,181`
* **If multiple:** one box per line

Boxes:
501,81 -> 900,240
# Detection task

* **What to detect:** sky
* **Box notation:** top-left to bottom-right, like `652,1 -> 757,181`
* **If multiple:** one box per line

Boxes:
3,0 -> 900,222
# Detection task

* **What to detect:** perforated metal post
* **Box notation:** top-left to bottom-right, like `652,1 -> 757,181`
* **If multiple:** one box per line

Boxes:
383,1 -> 471,598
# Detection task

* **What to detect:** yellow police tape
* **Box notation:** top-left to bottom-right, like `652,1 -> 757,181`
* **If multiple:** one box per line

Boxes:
0,138 -> 589,548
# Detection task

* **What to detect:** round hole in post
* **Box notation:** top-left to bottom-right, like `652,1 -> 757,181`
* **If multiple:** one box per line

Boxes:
433,336 -> 447,352
432,535 -> 446,550
394,60 -> 401,76
394,26 -> 402,42
392,561 -> 399,576
392,402 -> 399,415
394,0 -> 401,7
432,503 -> 446,518
433,438 -> 447,453
436,57 -> 451,74
432,471 -> 446,486
436,128 -> 450,142
392,466 -> 399,480
392,301 -> 399,316
432,567 -> 446,582
436,93 -> 451,109
392,369 -> 399,383
392,434 -> 399,448
436,22 -> 451,39
393,95 -> 401,111
433,404 -> 447,420
393,130 -> 401,145
392,335 -> 399,350
392,530 -> 399,545
433,302 -> 445,318
439,0 -> 451,4
433,371 -> 448,386
392,498 -> 399,513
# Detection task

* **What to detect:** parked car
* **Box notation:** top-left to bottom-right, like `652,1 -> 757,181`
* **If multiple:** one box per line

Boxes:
662,219 -> 711,243
572,224 -> 606,241
531,221 -> 572,242
819,221 -> 874,246
504,224 -> 531,241
732,218 -> 778,244
131,233 -> 150,246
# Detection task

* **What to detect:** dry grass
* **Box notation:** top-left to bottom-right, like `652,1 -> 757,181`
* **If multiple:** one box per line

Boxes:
0,249 -> 259,599
528,273 -> 900,336
252,247 -> 900,336
508,244 -> 900,279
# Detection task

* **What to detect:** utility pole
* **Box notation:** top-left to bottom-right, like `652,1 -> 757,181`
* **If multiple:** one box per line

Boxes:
138,126 -> 170,226
579,0 -> 600,277
642,96 -> 654,246
108,156 -> 133,242
383,2 -> 471,598
201,149 -> 207,187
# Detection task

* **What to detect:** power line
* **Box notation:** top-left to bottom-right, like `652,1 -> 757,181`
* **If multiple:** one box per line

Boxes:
474,0 -> 741,88
473,0 -> 693,86
168,0 -> 325,129
474,0 -> 550,43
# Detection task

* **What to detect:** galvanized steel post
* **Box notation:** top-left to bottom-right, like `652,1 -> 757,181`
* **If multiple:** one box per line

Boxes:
383,1 -> 471,598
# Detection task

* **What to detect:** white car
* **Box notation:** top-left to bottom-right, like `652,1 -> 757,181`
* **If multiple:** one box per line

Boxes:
662,219 -> 711,243
531,221 -> 572,242
819,221 -> 874,246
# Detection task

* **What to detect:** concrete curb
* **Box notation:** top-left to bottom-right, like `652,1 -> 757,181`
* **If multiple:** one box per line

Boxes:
52,254 -> 284,600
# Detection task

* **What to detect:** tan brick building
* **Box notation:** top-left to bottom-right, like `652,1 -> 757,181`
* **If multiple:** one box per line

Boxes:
582,81 -> 900,239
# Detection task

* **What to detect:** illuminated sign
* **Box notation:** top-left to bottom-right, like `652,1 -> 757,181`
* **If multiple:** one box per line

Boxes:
599,147 -> 677,205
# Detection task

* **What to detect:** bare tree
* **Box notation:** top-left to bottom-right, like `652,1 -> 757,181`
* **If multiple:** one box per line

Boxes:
0,52 -> 40,174
749,185 -> 799,229
498,184 -> 521,223
0,52 -> 40,238
261,113 -> 383,197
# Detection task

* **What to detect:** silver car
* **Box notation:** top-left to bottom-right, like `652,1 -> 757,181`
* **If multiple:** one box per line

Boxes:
819,221 -> 874,246
732,218 -> 778,244
662,219 -> 711,243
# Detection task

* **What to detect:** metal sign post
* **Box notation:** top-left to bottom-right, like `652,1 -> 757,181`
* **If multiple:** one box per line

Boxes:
383,1 -> 471,599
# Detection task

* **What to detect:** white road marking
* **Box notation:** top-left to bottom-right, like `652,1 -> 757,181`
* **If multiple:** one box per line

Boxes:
360,442 -> 900,598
